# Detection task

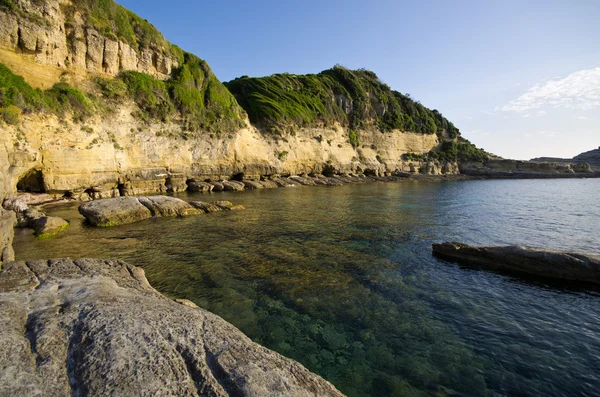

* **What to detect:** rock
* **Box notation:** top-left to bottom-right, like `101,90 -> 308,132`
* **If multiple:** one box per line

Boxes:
0,210 -> 16,265
289,176 -> 316,186
137,196 -> 202,217
187,181 -> 214,192
242,180 -> 263,189
432,242 -> 600,286
209,182 -> 225,191
0,259 -> 344,396
213,200 -> 234,210
79,197 -> 152,227
189,201 -> 222,213
260,180 -> 279,189
273,178 -> 296,187
2,196 -> 28,213
29,216 -> 68,238
222,180 -> 245,191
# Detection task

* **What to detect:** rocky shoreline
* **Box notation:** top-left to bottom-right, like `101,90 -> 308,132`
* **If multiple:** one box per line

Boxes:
0,258 -> 345,396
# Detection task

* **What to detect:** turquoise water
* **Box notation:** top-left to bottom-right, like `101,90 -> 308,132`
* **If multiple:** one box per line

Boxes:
14,179 -> 600,397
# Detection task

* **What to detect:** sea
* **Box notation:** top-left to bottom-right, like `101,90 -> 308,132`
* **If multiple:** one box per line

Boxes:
13,178 -> 600,397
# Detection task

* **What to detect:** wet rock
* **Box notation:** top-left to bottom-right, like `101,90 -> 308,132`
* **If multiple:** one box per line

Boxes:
260,180 -> 279,189
79,197 -> 152,227
137,196 -> 201,217
222,180 -> 245,191
432,242 -> 600,286
243,180 -> 263,190
187,181 -> 214,192
289,176 -> 316,186
209,182 -> 225,191
273,178 -> 296,188
0,259 -> 344,396
189,201 -> 222,213
29,216 -> 68,238
213,201 -> 245,211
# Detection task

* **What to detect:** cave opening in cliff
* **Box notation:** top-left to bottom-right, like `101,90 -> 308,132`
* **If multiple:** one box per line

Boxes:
232,172 -> 245,181
17,169 -> 45,193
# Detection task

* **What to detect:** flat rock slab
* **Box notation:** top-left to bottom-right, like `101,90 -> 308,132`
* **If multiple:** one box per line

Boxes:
0,259 -> 344,397
79,196 -> 242,227
433,242 -> 600,286
79,197 -> 152,227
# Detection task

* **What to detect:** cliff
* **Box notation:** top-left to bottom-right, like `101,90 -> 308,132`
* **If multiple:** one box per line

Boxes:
0,0 -> 478,202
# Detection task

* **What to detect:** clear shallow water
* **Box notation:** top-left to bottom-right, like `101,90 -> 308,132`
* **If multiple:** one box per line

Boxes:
14,178 -> 600,397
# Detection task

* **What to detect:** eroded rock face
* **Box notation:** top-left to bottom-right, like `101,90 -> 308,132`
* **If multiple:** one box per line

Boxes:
432,242 -> 600,286
459,159 -> 596,177
0,0 -> 178,85
0,258 -> 345,396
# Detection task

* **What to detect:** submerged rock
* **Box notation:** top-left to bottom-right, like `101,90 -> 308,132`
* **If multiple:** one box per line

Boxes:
0,258 -> 344,396
432,242 -> 600,286
189,201 -> 223,213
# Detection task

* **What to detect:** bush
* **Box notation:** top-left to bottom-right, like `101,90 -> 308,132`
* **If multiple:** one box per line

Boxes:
95,77 -> 127,99
225,66 -> 459,136
348,129 -> 359,148
1,105 -> 21,125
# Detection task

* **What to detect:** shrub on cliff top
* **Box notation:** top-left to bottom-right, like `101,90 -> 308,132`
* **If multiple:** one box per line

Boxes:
0,105 -> 21,125
116,53 -> 244,132
225,66 -> 459,137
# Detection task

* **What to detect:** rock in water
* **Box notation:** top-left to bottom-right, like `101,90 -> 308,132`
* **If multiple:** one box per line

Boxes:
137,196 -> 202,217
29,216 -> 69,238
432,242 -> 600,286
79,197 -> 152,227
0,259 -> 344,396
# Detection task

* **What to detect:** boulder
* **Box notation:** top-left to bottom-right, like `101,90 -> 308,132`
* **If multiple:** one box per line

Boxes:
189,201 -> 222,213
242,180 -> 263,190
79,197 -> 152,227
432,242 -> 600,286
137,196 -> 202,217
260,180 -> 279,189
222,181 -> 245,191
0,259 -> 344,396
209,182 -> 225,191
187,181 -> 214,192
29,216 -> 69,238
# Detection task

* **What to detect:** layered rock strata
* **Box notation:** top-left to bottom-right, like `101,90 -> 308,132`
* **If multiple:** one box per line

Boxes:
433,242 -> 600,286
0,258 -> 345,396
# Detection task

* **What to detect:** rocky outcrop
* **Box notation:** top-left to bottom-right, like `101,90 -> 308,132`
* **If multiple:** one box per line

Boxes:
0,258 -> 344,396
531,147 -> 600,170
432,242 -> 600,286
574,147 -> 600,168
0,0 -> 178,88
78,196 -> 243,227
459,159 -> 597,178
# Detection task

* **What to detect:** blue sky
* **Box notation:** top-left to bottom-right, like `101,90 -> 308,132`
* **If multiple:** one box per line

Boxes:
119,0 -> 600,159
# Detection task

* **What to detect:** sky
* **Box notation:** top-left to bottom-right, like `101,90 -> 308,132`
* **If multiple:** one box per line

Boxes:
118,0 -> 600,160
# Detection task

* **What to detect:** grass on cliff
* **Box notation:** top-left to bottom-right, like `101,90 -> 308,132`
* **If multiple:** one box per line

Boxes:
0,63 -> 93,124
404,139 -> 489,163
106,53 -> 244,133
225,65 -> 460,138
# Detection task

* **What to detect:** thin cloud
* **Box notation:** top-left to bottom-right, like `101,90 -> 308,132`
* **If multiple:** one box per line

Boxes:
500,67 -> 600,112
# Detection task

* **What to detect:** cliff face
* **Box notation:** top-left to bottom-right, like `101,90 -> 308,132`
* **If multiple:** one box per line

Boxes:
0,0 -> 180,89
0,0 -> 469,202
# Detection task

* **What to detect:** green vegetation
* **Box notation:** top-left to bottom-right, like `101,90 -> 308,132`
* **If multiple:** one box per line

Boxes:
430,139 -> 488,162
115,53 -> 244,132
278,151 -> 289,160
0,63 -> 92,122
348,129 -> 359,148
59,0 -> 183,61
225,65 -> 460,137
0,105 -> 21,125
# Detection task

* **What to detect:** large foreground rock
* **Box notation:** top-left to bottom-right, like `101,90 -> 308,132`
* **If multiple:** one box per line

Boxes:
0,258 -> 344,397
432,242 -> 600,286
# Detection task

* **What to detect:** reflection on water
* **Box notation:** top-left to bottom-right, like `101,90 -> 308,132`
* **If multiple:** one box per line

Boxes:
14,179 -> 600,397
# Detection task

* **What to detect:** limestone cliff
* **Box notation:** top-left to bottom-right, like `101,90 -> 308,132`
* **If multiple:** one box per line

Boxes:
0,0 -> 477,202
0,0 -> 180,89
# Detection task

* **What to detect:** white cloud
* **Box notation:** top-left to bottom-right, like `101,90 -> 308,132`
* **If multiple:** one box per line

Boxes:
500,67 -> 600,112
536,110 -> 547,116
577,115 -> 588,120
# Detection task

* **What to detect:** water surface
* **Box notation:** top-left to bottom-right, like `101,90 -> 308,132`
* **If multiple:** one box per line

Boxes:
14,179 -> 600,397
